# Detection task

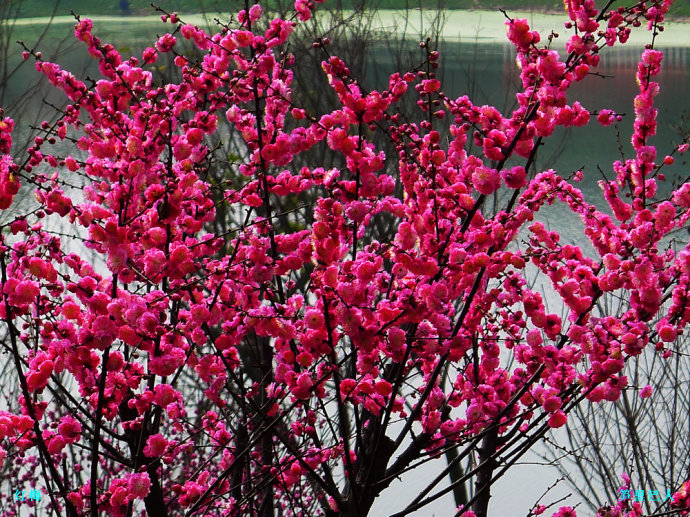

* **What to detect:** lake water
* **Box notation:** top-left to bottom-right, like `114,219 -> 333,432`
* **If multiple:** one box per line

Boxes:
4,10 -> 690,517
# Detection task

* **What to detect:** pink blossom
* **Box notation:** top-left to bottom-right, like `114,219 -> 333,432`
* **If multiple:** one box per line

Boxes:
502,165 -> 527,189
142,47 -> 157,63
548,411 -> 567,428
538,50 -> 566,83
127,473 -> 151,500
47,435 -> 66,454
673,183 -> 690,208
154,384 -> 178,407
597,109 -> 616,126
505,18 -> 537,50
155,34 -> 177,53
8,280 -> 40,306
144,433 -> 168,457
58,416 -> 82,442
472,166 -> 501,195
640,385 -> 653,398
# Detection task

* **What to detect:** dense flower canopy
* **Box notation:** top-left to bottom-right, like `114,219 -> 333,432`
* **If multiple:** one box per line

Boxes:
0,0 -> 688,515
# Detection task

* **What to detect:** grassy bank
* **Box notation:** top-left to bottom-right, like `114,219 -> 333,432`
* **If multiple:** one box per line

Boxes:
12,0 -> 690,20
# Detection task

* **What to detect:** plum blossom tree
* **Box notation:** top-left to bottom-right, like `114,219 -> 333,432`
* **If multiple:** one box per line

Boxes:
0,0 -> 689,516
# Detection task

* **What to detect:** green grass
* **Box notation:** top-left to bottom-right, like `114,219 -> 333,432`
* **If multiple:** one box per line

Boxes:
9,0 -> 690,19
